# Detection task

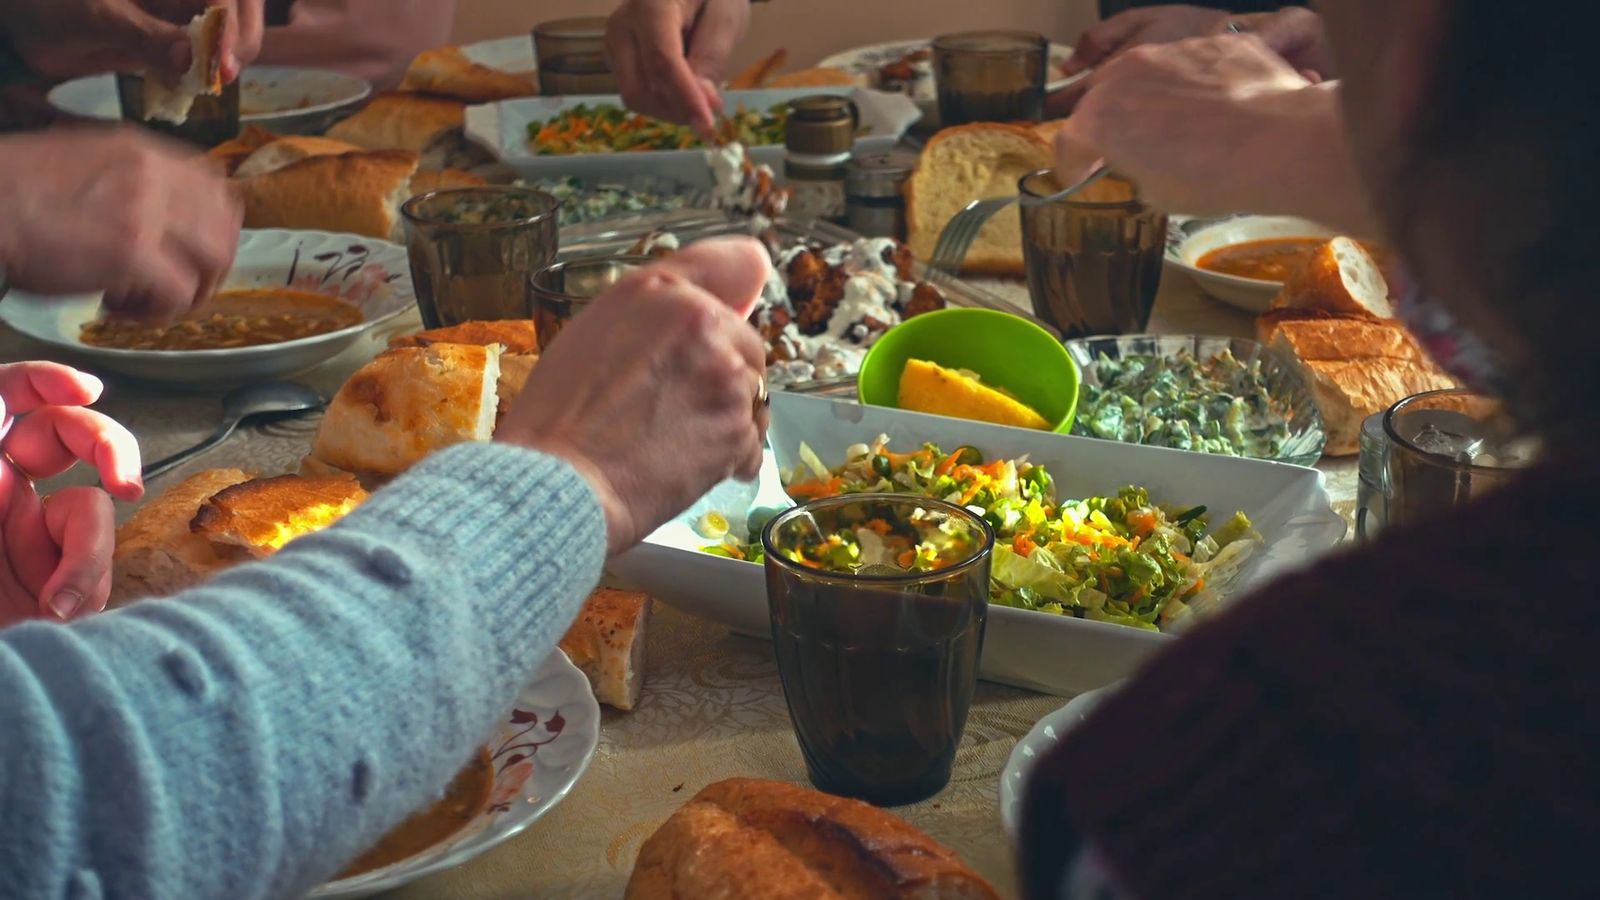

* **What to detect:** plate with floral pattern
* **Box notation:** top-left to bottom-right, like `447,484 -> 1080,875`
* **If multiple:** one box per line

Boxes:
312,649 -> 601,899
0,229 -> 417,386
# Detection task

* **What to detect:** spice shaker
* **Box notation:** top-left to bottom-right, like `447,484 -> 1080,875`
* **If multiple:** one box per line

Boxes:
845,150 -> 916,240
784,95 -> 856,224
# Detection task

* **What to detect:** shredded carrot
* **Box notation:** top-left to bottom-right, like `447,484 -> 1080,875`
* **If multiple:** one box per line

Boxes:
896,549 -> 917,568
1013,533 -> 1038,557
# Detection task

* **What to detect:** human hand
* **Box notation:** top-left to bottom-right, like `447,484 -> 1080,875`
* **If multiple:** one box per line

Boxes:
1060,4 -> 1229,78
1209,7 -> 1334,81
1050,34 -> 1371,231
0,127 -> 242,322
496,237 -> 770,556
0,362 -> 144,627
605,0 -> 751,140
5,0 -> 265,83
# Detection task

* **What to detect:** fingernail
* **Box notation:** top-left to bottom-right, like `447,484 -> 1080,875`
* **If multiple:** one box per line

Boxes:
49,590 -> 86,620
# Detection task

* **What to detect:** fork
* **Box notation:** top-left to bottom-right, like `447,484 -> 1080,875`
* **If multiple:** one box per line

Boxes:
926,165 -> 1110,278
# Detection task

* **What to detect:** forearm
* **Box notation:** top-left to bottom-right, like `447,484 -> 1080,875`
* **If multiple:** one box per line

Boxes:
1243,82 -> 1377,235
0,441 -> 605,899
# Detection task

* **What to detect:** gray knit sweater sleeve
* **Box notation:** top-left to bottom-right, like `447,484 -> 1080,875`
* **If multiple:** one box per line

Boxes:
0,441 -> 606,900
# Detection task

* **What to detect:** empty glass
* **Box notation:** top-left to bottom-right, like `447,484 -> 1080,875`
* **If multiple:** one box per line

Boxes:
527,256 -> 652,350
1382,389 -> 1538,528
1019,169 -> 1167,338
762,494 -> 994,806
931,30 -> 1048,126
401,188 -> 560,329
533,17 -> 617,95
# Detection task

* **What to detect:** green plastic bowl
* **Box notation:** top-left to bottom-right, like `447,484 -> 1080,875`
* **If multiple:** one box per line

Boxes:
858,308 -> 1080,433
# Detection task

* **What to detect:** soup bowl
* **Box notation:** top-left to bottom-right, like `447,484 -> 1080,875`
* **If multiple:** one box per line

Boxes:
1165,214 -> 1338,313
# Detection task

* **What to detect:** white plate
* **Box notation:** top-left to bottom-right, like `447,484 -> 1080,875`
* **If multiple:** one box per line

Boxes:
1165,214 -> 1340,313
461,35 -> 538,75
48,66 -> 371,134
311,649 -> 600,899
998,685 -> 1114,840
819,38 -> 1081,103
464,87 -> 920,184
609,393 -> 1347,695
0,229 -> 416,386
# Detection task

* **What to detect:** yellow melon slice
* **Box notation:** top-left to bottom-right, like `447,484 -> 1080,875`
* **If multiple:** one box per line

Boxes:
897,359 -> 1050,430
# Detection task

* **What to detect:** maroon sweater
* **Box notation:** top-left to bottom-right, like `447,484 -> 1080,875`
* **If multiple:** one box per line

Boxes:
1019,450 -> 1600,899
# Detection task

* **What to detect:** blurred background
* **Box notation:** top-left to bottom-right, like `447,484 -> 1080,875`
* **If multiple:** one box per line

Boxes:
451,0 -> 1098,73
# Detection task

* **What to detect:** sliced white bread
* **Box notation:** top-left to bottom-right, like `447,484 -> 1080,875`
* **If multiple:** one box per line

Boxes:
905,123 -> 1055,277
143,6 -> 227,123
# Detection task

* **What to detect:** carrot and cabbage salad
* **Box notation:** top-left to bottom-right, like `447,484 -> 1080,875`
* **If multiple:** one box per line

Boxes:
527,103 -> 789,155
705,438 -> 1260,631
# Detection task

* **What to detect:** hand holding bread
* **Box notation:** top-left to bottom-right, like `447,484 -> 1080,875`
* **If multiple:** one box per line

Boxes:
5,0 -> 262,82
495,237 -> 772,555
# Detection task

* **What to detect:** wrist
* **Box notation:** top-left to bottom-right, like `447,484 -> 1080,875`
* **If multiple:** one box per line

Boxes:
498,433 -> 630,556
1248,83 -> 1377,234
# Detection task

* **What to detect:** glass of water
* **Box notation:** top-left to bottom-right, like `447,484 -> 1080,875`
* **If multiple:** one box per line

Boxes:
1382,389 -> 1537,528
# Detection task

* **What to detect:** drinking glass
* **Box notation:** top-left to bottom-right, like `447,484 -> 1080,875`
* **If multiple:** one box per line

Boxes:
931,30 -> 1048,125
115,72 -> 240,148
401,188 -> 560,329
1019,169 -> 1167,338
533,17 -> 617,95
527,255 -> 653,350
762,494 -> 994,806
1382,389 -> 1537,528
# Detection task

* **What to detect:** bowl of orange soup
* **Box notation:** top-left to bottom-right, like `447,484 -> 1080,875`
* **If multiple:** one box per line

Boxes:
1165,215 -> 1393,313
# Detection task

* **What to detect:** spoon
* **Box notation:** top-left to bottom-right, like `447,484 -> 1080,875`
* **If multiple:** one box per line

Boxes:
141,381 -> 327,480
744,444 -> 797,538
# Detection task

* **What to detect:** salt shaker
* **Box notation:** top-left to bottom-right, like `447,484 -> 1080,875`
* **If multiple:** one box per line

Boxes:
845,150 -> 916,240
784,95 -> 855,224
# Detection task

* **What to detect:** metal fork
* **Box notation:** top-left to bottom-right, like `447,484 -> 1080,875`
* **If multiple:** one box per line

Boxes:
926,165 -> 1111,279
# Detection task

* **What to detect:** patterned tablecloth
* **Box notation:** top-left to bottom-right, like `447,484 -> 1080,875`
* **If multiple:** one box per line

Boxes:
6,271 -> 1357,899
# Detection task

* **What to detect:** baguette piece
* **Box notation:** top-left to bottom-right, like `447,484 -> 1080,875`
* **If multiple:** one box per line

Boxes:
311,343 -> 502,478
112,468 -> 253,603
389,321 -> 541,421
142,6 -> 226,123
400,46 -> 539,103
237,149 -> 420,241
906,124 -> 1054,276
327,92 -> 467,154
1270,236 -> 1393,318
209,125 -> 279,175
559,588 -> 652,710
627,778 -> 1000,900
190,473 -> 369,558
233,135 -> 363,178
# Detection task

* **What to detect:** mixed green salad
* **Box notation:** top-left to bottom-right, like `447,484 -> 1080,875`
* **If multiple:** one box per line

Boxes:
704,438 -> 1260,631
527,103 -> 788,154
528,176 -> 689,225
1074,349 -> 1293,459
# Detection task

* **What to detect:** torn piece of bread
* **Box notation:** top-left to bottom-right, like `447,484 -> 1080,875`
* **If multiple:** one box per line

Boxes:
905,123 -> 1055,276
559,589 -> 652,711
191,473 -> 369,559
237,149 -> 420,241
142,6 -> 227,123
312,343 -> 502,478
327,92 -> 467,154
233,135 -> 363,179
400,46 -> 539,103
112,468 -> 253,603
1270,236 -> 1393,319
626,779 -> 1000,900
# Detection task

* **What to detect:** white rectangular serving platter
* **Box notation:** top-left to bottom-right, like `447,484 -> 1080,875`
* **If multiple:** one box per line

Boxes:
610,393 -> 1348,695
464,88 -> 920,184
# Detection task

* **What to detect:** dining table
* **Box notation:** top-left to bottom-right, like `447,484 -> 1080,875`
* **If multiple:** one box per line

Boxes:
9,265 -> 1359,899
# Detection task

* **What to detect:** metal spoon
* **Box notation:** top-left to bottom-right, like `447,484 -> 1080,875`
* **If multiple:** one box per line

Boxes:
142,381 -> 327,480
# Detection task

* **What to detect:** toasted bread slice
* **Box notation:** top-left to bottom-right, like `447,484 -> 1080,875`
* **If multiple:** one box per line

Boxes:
905,124 -> 1055,276
142,6 -> 227,123
112,468 -> 253,603
191,473 -> 369,558
559,588 -> 653,710
312,343 -> 502,478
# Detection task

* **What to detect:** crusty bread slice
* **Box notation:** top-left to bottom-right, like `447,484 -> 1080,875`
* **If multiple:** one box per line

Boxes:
1270,236 -> 1393,318
559,588 -> 652,711
233,135 -> 363,179
112,468 -> 253,603
327,92 -> 467,154
312,343 -> 502,478
1286,354 -> 1458,456
142,6 -> 227,123
237,149 -> 420,241
906,124 -> 1054,276
399,46 -> 539,103
627,779 -> 1000,900
1259,314 -> 1434,365
190,473 -> 369,558
389,321 -> 541,422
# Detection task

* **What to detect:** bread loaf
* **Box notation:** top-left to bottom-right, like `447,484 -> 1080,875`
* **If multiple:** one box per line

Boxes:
627,778 -> 999,899
112,468 -> 253,603
237,149 -> 420,241
559,588 -> 652,710
1270,236 -> 1393,318
906,124 -> 1054,276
